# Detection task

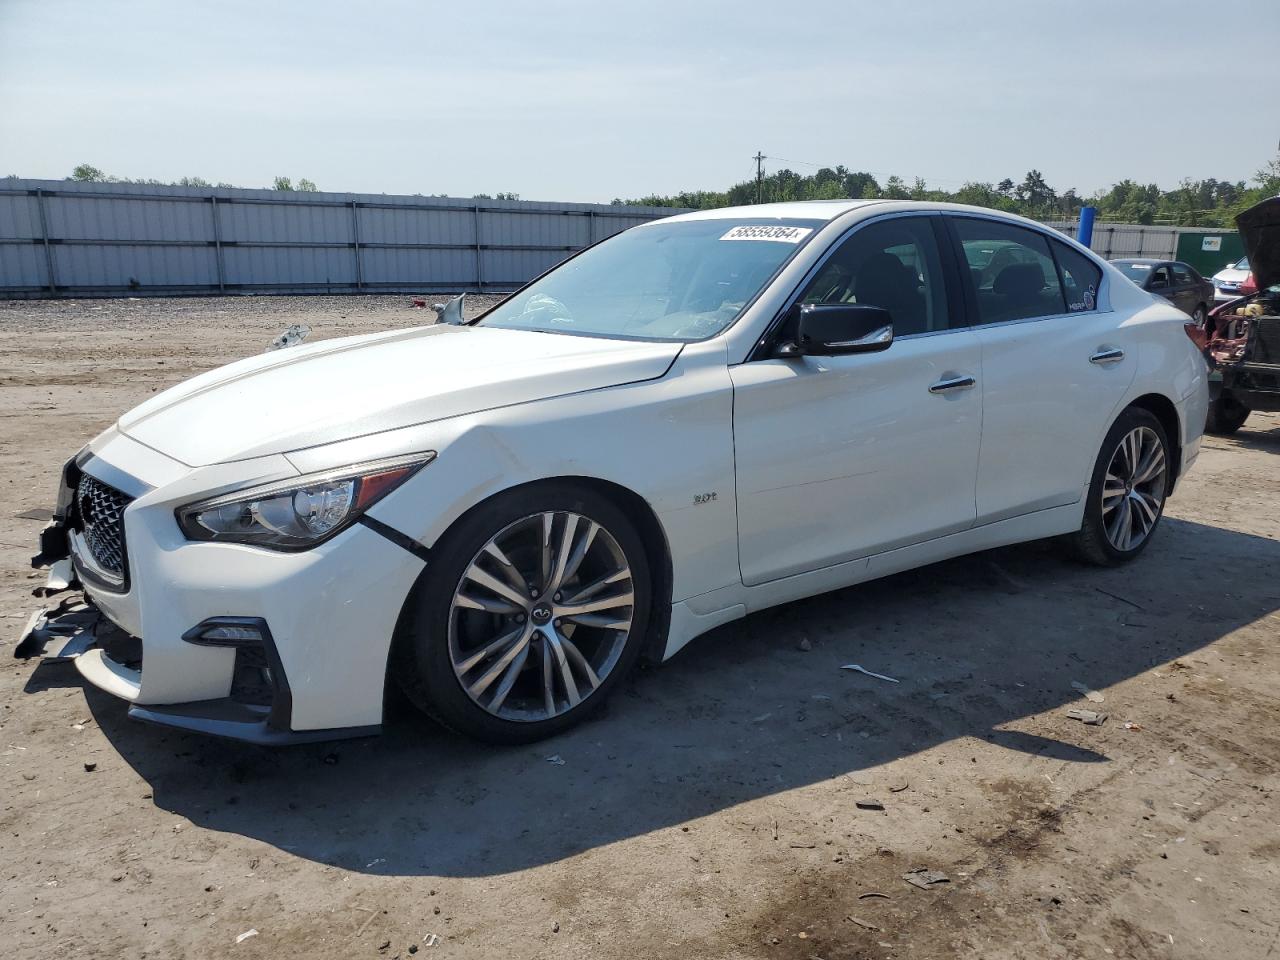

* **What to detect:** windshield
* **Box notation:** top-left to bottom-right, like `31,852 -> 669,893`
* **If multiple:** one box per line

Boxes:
478,218 -> 823,341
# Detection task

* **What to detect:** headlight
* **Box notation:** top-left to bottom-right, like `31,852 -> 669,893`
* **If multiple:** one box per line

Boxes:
176,452 -> 435,550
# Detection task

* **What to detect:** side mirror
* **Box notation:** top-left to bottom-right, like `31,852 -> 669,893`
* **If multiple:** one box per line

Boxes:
783,303 -> 894,357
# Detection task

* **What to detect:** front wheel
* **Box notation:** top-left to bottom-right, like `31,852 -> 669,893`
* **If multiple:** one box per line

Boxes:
1068,408 -> 1171,566
393,483 -> 652,743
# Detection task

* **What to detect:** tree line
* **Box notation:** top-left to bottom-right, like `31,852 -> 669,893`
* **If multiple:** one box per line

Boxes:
47,164 -> 321,192
614,156 -> 1280,227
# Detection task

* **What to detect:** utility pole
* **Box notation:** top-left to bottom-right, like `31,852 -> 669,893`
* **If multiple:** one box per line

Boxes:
754,151 -> 765,204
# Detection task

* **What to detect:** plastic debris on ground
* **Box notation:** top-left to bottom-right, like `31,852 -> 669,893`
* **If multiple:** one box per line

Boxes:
235,929 -> 259,944
1066,708 -> 1109,725
267,324 -> 311,351
1071,680 -> 1105,703
545,755 -> 565,765
841,664 -> 899,683
902,868 -> 950,890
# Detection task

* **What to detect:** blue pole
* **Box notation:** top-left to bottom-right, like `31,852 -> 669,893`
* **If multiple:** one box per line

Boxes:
1077,205 -> 1097,247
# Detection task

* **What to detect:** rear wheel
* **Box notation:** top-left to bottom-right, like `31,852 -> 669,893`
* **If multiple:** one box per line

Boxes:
1068,407 -> 1171,566
1205,395 -> 1250,435
394,483 -> 651,743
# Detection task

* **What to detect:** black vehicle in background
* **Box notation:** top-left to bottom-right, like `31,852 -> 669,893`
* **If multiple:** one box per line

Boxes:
1111,258 -> 1215,324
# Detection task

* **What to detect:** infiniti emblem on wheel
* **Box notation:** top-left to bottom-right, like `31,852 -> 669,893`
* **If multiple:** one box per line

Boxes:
530,604 -> 552,624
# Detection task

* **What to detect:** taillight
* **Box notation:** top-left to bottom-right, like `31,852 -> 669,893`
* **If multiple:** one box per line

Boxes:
1241,273 -> 1257,295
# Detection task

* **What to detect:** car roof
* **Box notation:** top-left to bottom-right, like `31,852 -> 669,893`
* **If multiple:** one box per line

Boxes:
1111,257 -> 1165,266
663,199 -> 886,222
661,199 -> 1086,230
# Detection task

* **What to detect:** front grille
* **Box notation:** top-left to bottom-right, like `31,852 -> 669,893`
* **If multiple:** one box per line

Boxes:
77,474 -> 132,578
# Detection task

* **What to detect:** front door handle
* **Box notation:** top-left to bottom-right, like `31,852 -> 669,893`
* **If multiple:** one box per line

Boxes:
1090,348 -> 1125,365
928,375 -> 977,394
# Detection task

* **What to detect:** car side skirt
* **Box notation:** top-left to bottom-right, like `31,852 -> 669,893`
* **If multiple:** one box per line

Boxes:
663,501 -> 1085,660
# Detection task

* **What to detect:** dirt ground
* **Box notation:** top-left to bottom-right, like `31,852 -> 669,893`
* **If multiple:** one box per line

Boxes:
1,295 -> 1278,960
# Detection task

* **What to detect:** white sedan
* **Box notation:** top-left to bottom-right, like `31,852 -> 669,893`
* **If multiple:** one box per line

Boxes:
22,200 -> 1208,745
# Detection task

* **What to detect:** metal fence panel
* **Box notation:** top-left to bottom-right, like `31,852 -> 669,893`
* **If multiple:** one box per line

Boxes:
0,179 -> 684,299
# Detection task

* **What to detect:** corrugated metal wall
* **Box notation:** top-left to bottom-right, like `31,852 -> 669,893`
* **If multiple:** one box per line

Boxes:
0,179 -> 685,298
1040,220 -> 1221,262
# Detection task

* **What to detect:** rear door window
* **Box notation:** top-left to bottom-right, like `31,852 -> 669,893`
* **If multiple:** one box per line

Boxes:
1172,263 -> 1196,287
953,218 -> 1067,324
1050,241 -> 1102,312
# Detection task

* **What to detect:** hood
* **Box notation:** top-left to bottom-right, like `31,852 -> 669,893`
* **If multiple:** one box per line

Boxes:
1236,196 -> 1280,292
118,325 -> 682,466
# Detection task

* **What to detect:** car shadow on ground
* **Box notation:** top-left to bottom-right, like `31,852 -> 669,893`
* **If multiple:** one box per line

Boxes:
1215,420 -> 1280,454
25,516 -> 1280,878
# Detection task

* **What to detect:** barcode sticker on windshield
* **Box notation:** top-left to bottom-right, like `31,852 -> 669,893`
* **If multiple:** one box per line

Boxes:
720,225 -> 813,244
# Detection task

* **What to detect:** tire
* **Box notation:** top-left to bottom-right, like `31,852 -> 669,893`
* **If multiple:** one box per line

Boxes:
1068,407 -> 1172,566
1205,395 -> 1250,435
393,482 -> 652,744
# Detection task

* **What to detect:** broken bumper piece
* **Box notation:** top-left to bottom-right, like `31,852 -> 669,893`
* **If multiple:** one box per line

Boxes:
15,595 -> 378,746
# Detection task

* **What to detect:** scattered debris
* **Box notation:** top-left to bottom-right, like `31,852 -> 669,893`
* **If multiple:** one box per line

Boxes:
771,817 -> 779,841
789,842 -> 816,849
267,323 -> 310,351
797,637 -> 813,652
856,799 -> 886,811
322,753 -> 339,765
1066,708 -> 1108,726
858,892 -> 891,901
422,933 -> 441,947
83,761 -> 97,772
551,922 -> 560,934
902,868 -> 950,890
545,754 -> 565,765
1095,586 -> 1144,610
355,911 -> 378,942
412,298 -> 428,308
235,929 -> 259,944
751,712 -> 773,723
889,782 -> 909,793
841,664 -> 899,684
365,858 -> 386,869
847,916 -> 882,931
1071,681 -> 1105,703
1124,721 -> 1143,731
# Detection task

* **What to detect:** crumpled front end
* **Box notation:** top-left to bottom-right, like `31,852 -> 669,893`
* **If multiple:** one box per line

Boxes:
18,429 -> 425,745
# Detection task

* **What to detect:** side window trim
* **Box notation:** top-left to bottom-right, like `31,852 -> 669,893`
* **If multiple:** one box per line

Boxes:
747,211 -> 963,361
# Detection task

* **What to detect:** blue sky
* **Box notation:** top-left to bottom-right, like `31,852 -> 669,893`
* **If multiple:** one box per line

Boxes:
2,0 -> 1277,202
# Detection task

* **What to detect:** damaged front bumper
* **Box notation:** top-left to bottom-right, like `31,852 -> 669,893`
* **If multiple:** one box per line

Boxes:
18,438 -> 422,746
15,585 -> 374,746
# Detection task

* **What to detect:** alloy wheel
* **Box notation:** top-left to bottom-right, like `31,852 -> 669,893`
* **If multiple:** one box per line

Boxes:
1101,426 -> 1167,552
447,511 -> 635,721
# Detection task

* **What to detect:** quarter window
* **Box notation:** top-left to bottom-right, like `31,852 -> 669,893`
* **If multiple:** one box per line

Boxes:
797,217 -> 951,336
954,219 -> 1067,324
1051,241 -> 1102,312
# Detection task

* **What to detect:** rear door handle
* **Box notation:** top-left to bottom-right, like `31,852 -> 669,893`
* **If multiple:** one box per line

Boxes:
928,375 -> 977,394
1090,348 -> 1125,365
